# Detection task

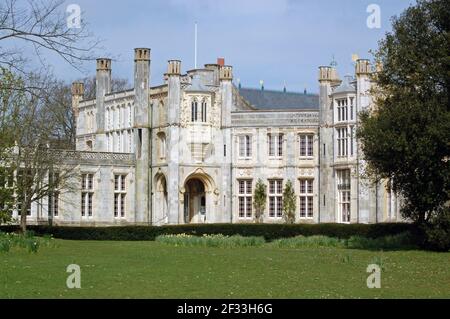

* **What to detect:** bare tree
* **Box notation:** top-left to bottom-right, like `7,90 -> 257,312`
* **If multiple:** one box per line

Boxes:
1,69 -> 77,231
43,76 -> 130,149
0,0 -> 99,74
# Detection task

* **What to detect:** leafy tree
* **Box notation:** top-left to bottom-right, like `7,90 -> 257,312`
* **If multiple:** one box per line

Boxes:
282,180 -> 296,224
358,0 -> 450,226
253,179 -> 267,223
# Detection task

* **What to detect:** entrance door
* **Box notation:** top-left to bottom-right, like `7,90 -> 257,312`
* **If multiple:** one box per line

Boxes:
184,178 -> 206,223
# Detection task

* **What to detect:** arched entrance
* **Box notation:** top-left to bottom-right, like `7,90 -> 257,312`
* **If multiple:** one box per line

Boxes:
154,173 -> 168,225
184,178 -> 206,223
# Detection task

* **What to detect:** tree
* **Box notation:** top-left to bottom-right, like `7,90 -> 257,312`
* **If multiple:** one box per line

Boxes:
44,77 -> 130,149
1,69 -> 76,232
0,0 -> 98,74
253,179 -> 267,223
282,180 -> 296,224
357,0 -> 450,226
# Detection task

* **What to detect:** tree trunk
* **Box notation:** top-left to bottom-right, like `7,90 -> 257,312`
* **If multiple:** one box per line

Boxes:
20,196 -> 28,233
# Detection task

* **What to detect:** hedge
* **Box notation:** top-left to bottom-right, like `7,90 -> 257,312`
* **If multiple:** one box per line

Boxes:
0,223 -> 416,242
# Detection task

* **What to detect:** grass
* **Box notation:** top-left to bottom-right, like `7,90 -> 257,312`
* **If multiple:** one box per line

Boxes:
1,239 -> 449,298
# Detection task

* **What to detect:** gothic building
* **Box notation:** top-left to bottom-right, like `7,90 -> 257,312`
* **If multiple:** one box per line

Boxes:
10,48 -> 401,226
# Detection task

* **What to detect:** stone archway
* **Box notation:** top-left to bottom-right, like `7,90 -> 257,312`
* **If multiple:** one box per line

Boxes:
182,171 -> 216,224
184,178 -> 206,223
154,173 -> 168,225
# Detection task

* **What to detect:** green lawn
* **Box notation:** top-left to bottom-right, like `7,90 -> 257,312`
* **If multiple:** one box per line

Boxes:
1,239 -> 449,298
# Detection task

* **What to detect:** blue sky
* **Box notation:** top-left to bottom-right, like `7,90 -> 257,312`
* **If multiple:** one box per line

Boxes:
50,0 -> 414,93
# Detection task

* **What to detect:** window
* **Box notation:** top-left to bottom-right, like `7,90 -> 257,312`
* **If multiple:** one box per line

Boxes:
191,100 -> 198,122
114,174 -> 127,218
268,133 -> 283,157
128,104 -> 132,127
350,126 -> 354,156
81,174 -> 94,217
337,99 -> 348,122
238,135 -> 252,158
48,171 -> 60,217
300,134 -> 314,157
350,97 -> 354,120
238,180 -> 252,219
0,169 -> 14,215
16,169 -> 32,216
157,133 -> 166,158
17,202 -> 31,216
337,170 -> 351,223
299,179 -> 314,218
201,100 -> 207,122
337,127 -> 348,157
269,180 -> 283,218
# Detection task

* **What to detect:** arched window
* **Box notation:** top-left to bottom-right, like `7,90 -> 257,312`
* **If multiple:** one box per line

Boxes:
201,99 -> 207,122
191,100 -> 198,122
157,132 -> 166,159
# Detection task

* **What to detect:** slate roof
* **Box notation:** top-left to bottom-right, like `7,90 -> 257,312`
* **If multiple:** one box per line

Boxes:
334,75 -> 356,94
238,87 -> 319,110
185,74 -> 209,92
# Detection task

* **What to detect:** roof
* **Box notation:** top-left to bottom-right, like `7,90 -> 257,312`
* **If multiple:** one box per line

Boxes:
238,87 -> 319,110
333,75 -> 356,94
185,74 -> 209,92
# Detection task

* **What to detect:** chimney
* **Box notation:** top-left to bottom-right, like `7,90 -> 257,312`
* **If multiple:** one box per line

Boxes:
134,48 -> 151,128
71,82 -> 84,141
167,60 -> 181,76
71,82 -> 84,118
95,58 -> 111,151
217,58 -> 225,66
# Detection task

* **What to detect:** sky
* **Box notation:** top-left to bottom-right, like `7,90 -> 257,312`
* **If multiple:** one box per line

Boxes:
40,0 -> 414,93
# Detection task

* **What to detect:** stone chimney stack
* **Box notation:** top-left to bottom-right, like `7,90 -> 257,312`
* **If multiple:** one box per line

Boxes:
71,82 -> 84,118
71,82 -> 84,143
95,58 -> 111,151
134,48 -> 151,128
166,59 -> 182,224
219,63 -> 234,223
318,65 -> 335,222
133,48 -> 151,224
355,59 -> 371,75
167,60 -> 181,76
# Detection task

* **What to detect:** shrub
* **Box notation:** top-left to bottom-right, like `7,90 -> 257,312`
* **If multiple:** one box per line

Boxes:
0,231 -> 48,253
422,208 -> 450,252
0,223 -> 416,242
271,235 -> 345,248
155,234 -> 265,248
346,232 -> 417,250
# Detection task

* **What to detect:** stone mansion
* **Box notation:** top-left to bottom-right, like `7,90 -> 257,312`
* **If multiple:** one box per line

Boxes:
10,47 -> 402,226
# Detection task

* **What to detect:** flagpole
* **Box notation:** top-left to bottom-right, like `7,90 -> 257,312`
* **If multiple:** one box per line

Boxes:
194,22 -> 198,69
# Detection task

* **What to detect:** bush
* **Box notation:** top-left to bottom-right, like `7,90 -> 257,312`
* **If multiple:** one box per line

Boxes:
155,234 -> 265,248
0,223 -> 415,242
422,208 -> 450,252
346,232 -> 417,250
271,235 -> 345,248
0,231 -> 48,253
